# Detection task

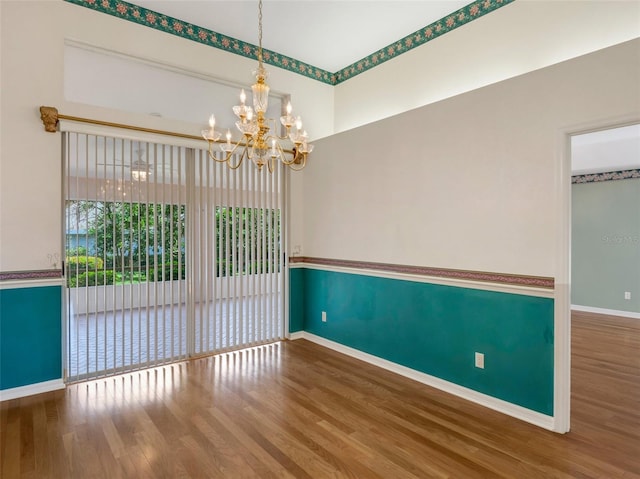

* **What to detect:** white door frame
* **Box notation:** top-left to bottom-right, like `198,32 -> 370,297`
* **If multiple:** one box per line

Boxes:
554,113 -> 640,433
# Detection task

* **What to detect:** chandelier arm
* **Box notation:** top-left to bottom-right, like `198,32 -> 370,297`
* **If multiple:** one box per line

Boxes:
221,138 -> 245,162
274,128 -> 292,141
287,154 -> 307,171
207,141 -> 228,163
225,137 -> 251,149
227,146 -> 247,170
275,142 -> 289,169
264,117 -> 293,142
266,135 -> 292,167
280,145 -> 302,166
280,154 -> 296,166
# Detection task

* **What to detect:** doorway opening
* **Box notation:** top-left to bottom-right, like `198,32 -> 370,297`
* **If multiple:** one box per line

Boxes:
557,120 -> 640,432
570,124 -> 640,317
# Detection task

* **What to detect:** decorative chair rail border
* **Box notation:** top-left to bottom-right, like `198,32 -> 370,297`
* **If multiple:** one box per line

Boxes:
289,256 -> 554,289
0,270 -> 63,281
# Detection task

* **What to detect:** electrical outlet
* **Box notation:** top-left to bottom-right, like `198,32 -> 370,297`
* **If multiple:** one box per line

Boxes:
475,352 -> 485,369
625,292 -> 631,300
322,311 -> 327,322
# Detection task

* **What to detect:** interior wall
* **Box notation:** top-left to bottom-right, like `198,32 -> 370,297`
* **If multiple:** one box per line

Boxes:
291,39 -> 639,426
0,0 -> 332,273
572,178 -> 640,313
334,0 -> 640,134
303,39 -> 640,278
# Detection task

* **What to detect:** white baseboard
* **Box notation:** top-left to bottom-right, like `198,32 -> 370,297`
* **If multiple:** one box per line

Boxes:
0,379 -> 65,402
298,332 -> 557,432
288,331 -> 305,340
572,304 -> 640,319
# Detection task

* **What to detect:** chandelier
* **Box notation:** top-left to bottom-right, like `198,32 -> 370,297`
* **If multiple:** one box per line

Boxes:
201,0 -> 313,172
130,148 -> 150,181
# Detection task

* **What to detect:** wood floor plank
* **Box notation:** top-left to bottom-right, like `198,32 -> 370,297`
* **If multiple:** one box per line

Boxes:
208,405 -> 298,479
315,418 -> 428,479
18,403 -> 35,476
213,404 -> 315,479
1,311 -> 639,478
245,385 -> 386,479
2,405 -> 20,479
30,401 -> 50,478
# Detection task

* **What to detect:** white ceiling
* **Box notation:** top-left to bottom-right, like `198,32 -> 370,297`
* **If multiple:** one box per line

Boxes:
572,124 -> 640,175
130,0 -> 470,72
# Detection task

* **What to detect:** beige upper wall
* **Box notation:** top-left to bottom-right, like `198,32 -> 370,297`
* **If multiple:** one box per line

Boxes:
303,39 -> 640,278
0,0 -> 331,272
334,0 -> 640,134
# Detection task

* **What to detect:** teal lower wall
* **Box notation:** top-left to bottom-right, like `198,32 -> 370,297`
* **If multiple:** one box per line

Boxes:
289,268 -> 305,333
290,268 -> 554,415
0,285 -> 62,390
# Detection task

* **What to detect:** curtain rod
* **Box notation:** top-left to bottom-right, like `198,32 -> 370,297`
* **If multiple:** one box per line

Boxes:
38,106 -> 295,153
40,106 -> 200,141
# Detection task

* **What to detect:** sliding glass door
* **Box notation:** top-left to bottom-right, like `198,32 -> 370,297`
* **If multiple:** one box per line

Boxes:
63,132 -> 284,382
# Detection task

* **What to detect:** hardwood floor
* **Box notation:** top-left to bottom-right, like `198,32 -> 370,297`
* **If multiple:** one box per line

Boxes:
2,311 -> 639,478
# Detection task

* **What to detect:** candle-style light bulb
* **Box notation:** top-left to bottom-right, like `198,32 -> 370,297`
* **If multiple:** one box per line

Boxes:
295,116 -> 302,130
286,101 -> 292,115
226,129 -> 232,146
247,110 -> 253,121
240,89 -> 246,104
271,139 -> 277,155
203,114 -> 221,142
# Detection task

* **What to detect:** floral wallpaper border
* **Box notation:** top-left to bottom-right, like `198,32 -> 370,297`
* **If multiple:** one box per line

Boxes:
64,0 -> 514,85
572,169 -> 640,184
333,0 -> 514,84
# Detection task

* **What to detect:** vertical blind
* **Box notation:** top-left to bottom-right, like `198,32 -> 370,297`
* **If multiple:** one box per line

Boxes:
190,148 -> 284,356
64,131 -> 285,382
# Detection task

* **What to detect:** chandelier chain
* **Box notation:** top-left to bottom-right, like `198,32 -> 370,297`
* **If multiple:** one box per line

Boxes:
258,0 -> 263,64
